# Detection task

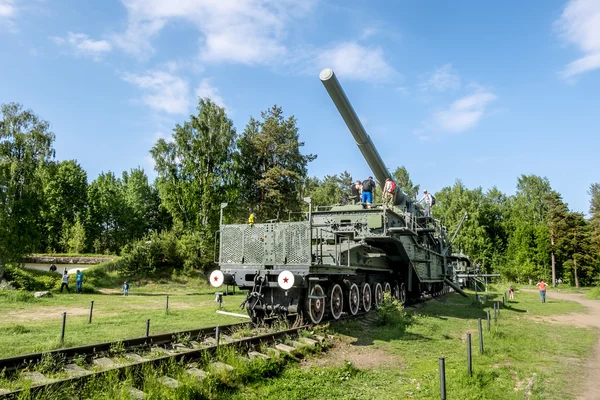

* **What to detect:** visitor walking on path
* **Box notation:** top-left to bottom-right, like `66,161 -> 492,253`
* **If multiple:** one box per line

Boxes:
60,271 -> 70,293
537,280 -> 547,303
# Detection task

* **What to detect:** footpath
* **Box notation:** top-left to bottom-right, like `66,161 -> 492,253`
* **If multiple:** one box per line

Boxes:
533,290 -> 600,400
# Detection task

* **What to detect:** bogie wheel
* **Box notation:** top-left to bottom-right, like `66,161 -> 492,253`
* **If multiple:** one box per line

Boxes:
348,283 -> 360,316
329,284 -> 344,320
307,284 -> 326,324
384,282 -> 392,296
374,283 -> 384,307
361,283 -> 372,312
392,283 -> 400,301
399,282 -> 407,304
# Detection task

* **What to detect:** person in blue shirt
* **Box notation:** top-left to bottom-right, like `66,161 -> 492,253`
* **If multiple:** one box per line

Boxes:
75,270 -> 84,294
123,281 -> 130,296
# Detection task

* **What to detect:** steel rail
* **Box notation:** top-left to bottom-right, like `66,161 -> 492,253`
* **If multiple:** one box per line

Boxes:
0,325 -> 308,399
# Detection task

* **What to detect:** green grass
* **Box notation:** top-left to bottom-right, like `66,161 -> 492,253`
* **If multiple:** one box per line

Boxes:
231,291 -> 596,400
0,286 -> 249,357
584,287 -> 600,300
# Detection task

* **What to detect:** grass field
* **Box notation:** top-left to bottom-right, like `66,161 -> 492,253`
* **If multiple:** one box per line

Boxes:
231,291 -> 596,400
0,284 -> 248,357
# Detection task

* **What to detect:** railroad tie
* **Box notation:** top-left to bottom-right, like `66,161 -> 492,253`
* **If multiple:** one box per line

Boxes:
63,363 -> 90,377
124,353 -> 148,362
291,341 -> 306,349
0,389 -> 11,395
158,376 -> 182,389
173,343 -> 193,351
151,347 -> 175,356
211,361 -> 234,372
21,371 -> 50,385
93,357 -> 116,368
248,351 -> 271,360
313,335 -> 326,343
185,367 -> 207,381
299,337 -> 318,347
275,343 -> 296,354
127,387 -> 146,399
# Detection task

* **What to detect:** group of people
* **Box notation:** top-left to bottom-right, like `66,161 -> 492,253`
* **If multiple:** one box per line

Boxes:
53,265 -> 130,296
349,176 -> 435,216
58,269 -> 86,294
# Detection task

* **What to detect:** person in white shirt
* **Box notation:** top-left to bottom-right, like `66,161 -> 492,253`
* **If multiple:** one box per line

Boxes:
60,271 -> 71,293
418,189 -> 433,217
382,178 -> 395,207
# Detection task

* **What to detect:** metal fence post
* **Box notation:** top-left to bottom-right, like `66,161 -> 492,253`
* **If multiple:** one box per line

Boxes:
165,295 -> 169,314
88,300 -> 94,324
487,310 -> 491,331
215,326 -> 221,346
466,333 -> 472,377
439,357 -> 446,400
60,312 -> 66,345
478,318 -> 484,354
494,303 -> 497,323
146,319 -> 150,337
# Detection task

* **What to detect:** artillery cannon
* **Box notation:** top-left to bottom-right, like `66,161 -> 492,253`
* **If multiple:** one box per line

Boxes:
211,69 -> 470,323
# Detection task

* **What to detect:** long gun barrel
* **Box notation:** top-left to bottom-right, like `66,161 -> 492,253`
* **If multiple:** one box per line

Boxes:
319,68 -> 407,205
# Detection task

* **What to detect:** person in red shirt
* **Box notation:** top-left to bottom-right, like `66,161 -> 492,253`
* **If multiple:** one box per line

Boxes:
537,280 -> 548,303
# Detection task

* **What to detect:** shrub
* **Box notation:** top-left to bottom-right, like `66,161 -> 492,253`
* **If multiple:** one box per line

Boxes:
376,292 -> 413,331
3,265 -> 59,291
585,287 -> 600,300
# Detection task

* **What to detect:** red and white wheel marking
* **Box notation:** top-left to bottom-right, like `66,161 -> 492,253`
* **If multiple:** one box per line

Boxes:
209,270 -> 224,288
277,270 -> 294,290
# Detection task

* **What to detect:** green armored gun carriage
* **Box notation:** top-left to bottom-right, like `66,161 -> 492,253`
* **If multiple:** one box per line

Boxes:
210,68 -> 469,323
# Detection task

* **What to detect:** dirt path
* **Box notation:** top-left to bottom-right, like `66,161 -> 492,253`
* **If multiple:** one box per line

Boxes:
532,290 -> 600,400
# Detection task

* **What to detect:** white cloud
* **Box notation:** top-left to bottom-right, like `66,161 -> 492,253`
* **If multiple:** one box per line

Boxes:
420,63 -> 460,92
0,0 -> 16,18
195,79 -> 226,109
113,0 -> 314,63
52,32 -> 112,61
433,89 -> 497,133
556,0 -> 600,78
314,41 -> 396,82
122,69 -> 191,114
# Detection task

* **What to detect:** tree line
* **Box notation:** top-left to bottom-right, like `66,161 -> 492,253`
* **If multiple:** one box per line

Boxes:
1,100 -> 599,285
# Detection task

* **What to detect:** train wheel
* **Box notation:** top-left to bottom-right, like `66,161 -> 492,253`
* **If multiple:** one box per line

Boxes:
348,283 -> 360,316
361,283 -> 372,312
307,284 -> 326,324
392,283 -> 400,300
329,284 -> 344,320
399,282 -> 407,304
374,283 -> 384,308
384,282 -> 392,296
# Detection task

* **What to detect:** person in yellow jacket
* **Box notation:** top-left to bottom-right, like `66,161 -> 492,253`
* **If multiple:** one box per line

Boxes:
248,213 -> 255,227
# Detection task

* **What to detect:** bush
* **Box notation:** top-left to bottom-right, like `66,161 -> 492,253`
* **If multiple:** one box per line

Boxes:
3,265 -> 59,291
84,260 -> 124,288
119,230 -> 204,277
376,292 -> 413,331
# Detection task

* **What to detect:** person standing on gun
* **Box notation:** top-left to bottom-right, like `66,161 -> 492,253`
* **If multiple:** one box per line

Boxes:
382,178 -> 396,207
361,176 -> 376,208
418,189 -> 434,217
350,180 -> 362,204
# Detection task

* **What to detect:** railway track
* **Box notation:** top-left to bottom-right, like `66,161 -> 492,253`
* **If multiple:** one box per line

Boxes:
0,285 -> 454,399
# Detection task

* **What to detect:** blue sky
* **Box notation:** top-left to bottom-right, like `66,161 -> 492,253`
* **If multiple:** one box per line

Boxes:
1,0 -> 599,214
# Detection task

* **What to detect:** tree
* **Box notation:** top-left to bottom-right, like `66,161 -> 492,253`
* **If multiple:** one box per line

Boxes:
589,183 -> 600,253
545,192 -> 569,286
86,172 -> 128,254
392,166 -> 419,200
0,103 -> 55,278
305,172 -> 353,208
151,98 -> 237,267
40,160 -> 88,252
236,105 -> 316,221
562,212 -> 595,287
